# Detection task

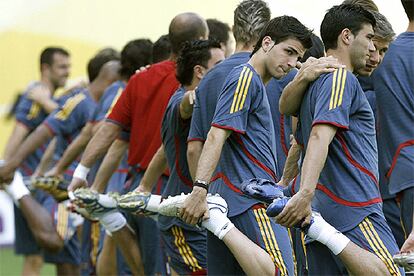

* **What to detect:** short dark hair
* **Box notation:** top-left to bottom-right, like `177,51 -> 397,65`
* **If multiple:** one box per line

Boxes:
252,16 -> 313,56
153,35 -> 171,63
176,40 -> 221,86
169,13 -> 208,54
120,39 -> 153,80
233,0 -> 271,45
321,4 -> 376,51
401,0 -> 414,21
40,47 -> 70,69
207,19 -> 231,44
342,0 -> 379,12
301,34 -> 325,62
87,48 -> 120,82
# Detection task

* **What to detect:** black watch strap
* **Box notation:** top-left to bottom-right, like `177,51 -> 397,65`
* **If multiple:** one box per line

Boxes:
193,180 -> 208,191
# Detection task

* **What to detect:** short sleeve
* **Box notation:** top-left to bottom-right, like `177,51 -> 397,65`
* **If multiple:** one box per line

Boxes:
107,78 -> 134,129
43,93 -> 91,136
15,97 -> 42,130
312,69 -> 355,130
212,66 -> 257,133
188,87 -> 204,141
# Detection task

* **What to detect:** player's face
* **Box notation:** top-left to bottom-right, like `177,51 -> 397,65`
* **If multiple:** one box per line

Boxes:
265,38 -> 305,79
350,24 -> 375,74
49,53 -> 71,88
359,37 -> 390,76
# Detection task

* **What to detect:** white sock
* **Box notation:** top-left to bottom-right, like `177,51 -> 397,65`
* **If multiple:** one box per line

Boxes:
100,211 -> 127,233
146,194 -> 162,213
5,172 -> 30,205
307,212 -> 350,255
203,218 -> 234,240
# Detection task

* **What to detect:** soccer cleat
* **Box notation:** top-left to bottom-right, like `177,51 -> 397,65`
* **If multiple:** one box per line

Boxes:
31,176 -> 69,202
266,196 -> 312,231
158,193 -> 188,217
68,188 -> 118,220
117,191 -> 161,216
241,178 -> 284,204
393,252 -> 414,272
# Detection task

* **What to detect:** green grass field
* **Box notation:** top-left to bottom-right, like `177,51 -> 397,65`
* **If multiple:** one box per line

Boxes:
0,248 -> 55,276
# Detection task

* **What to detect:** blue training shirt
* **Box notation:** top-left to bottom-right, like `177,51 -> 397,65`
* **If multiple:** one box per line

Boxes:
210,63 -> 278,217
188,52 -> 250,143
265,70 -> 297,176
372,32 -> 414,195
296,67 -> 382,231
159,87 -> 205,231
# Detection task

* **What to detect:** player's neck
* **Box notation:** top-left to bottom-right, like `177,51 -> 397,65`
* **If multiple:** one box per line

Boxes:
88,81 -> 103,102
248,53 -> 271,84
407,21 -> 414,32
40,77 -> 57,94
326,48 -> 353,72
234,42 -> 254,53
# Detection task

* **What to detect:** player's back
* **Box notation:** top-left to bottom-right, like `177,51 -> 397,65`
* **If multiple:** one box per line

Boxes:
372,32 -> 414,195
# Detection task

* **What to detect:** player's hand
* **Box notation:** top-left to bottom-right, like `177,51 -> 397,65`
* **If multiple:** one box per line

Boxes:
275,190 -> 313,228
135,184 -> 151,194
44,166 -> 63,178
299,56 -> 345,83
180,186 -> 208,225
400,232 -> 414,253
68,177 -> 88,192
135,64 -> 151,74
27,84 -> 51,104
0,162 -> 16,184
188,89 -> 196,105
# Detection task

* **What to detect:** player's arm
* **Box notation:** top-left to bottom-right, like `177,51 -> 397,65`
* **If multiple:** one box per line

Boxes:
34,138 -> 57,177
49,122 -> 94,176
69,121 -> 122,190
400,212 -> 414,253
187,140 -> 204,181
179,90 -> 196,120
27,85 -> 58,113
181,126 -> 231,225
91,139 -> 129,193
276,123 -> 337,227
135,145 -> 167,193
2,123 -> 30,160
0,124 -> 53,182
279,56 -> 343,115
279,139 -> 301,187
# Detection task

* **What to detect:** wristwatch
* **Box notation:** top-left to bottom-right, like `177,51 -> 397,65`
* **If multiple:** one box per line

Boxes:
193,180 -> 208,191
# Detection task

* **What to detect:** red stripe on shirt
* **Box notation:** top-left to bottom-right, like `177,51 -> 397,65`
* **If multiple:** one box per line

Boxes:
211,172 -> 242,194
336,132 -> 378,187
211,123 -> 246,134
316,184 -> 382,207
312,120 -> 349,130
234,134 -> 278,182
386,139 -> 414,179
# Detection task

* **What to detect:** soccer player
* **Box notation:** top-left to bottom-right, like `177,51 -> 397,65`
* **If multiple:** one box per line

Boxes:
68,12 -> 209,275
119,39 -> 224,275
275,4 -> 402,275
1,47 -> 70,275
207,18 -> 235,57
180,16 -> 313,275
372,0 -> 414,259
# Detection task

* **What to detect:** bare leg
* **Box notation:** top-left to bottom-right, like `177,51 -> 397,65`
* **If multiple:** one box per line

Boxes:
222,228 -> 275,276
112,226 -> 145,276
96,235 -> 117,276
22,255 -> 43,276
19,195 -> 64,252
56,263 -> 80,276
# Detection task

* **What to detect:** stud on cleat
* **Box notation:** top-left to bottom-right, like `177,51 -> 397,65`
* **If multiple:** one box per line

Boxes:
117,191 -> 161,216
70,188 -> 118,220
31,176 -> 69,202
158,193 -> 189,217
241,178 -> 284,204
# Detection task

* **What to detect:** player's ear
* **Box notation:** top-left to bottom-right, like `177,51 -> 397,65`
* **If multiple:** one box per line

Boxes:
262,36 -> 274,53
194,65 -> 205,80
340,28 -> 353,46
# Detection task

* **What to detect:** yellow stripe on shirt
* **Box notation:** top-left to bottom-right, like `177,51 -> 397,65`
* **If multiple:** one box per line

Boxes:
105,87 -> 123,118
337,69 -> 347,107
230,67 -> 250,113
329,70 -> 338,110
237,70 -> 253,112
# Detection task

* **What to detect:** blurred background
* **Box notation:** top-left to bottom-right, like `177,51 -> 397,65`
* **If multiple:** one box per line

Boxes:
0,0 -> 408,274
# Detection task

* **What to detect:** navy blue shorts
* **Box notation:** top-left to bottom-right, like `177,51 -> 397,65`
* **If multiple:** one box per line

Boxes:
288,228 -> 307,276
161,226 -> 207,275
399,186 -> 413,239
207,205 -> 294,276
122,171 -> 168,276
383,197 -> 405,248
306,212 -> 403,276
